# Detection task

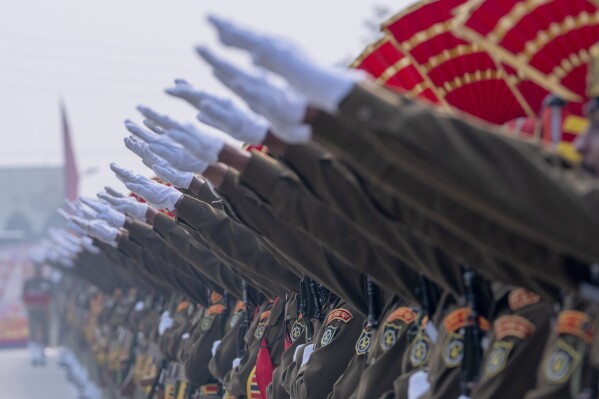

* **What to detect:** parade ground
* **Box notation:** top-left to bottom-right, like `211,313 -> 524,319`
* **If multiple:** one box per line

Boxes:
0,348 -> 77,399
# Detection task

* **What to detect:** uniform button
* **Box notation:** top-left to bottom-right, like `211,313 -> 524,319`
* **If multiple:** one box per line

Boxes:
357,105 -> 373,121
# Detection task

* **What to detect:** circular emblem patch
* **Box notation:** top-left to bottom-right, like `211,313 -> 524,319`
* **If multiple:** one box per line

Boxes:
254,323 -> 266,340
380,324 -> 403,352
543,339 -> 581,384
229,311 -> 242,328
355,329 -> 372,356
443,334 -> 464,368
410,336 -> 431,367
200,316 -> 214,332
290,320 -> 305,343
321,325 -> 338,347
484,341 -> 514,377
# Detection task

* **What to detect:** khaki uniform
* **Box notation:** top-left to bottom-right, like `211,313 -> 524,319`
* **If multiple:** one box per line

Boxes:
217,170 -> 369,316
314,82 -> 599,295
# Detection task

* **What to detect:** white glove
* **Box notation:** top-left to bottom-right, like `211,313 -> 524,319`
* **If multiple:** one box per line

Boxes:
104,186 -> 125,198
232,357 -> 241,369
147,137 -> 209,173
300,343 -> 315,367
110,163 -> 148,185
58,209 -> 87,236
80,197 -> 126,228
58,257 -> 74,268
408,371 -> 430,399
158,311 -> 174,336
165,81 -> 269,144
65,199 -> 97,220
211,340 -> 222,357
125,180 -> 182,211
152,165 -> 193,189
207,15 -> 367,113
138,106 -> 224,164
97,192 -> 148,221
197,47 -> 307,128
81,238 -> 101,255
72,217 -> 118,244
123,133 -> 169,170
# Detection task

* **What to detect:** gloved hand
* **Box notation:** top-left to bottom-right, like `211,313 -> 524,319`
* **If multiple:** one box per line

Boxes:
72,217 -> 119,244
158,311 -> 174,336
125,179 -> 182,211
137,106 -> 224,164
79,197 -> 126,228
58,209 -> 87,236
110,163 -> 148,185
165,80 -> 269,144
206,15 -> 367,113
152,164 -> 193,189
123,134 -> 169,170
80,236 -> 101,255
97,192 -> 148,221
197,47 -> 307,128
147,137 -> 209,173
104,186 -> 125,198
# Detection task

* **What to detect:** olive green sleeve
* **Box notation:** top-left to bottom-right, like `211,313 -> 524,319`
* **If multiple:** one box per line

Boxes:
240,150 -> 423,303
218,170 -> 369,316
175,194 -> 299,297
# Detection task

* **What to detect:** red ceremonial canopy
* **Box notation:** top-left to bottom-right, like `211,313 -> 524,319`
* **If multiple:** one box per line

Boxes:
380,0 -> 539,125
455,0 -> 599,116
351,37 -> 441,105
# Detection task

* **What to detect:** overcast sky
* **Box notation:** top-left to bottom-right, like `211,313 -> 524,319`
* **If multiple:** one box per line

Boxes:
0,0 -> 415,197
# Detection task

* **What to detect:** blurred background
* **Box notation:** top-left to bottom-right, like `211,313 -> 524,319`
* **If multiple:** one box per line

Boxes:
0,1 -> 413,391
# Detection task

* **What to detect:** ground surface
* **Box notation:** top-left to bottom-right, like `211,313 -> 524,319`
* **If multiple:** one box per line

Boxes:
0,347 -> 78,399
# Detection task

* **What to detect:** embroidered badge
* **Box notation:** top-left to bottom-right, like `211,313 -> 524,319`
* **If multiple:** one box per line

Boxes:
381,324 -> 403,352
200,315 -> 214,332
386,307 -> 417,325
290,319 -> 305,343
494,315 -> 536,341
321,325 -> 338,347
355,328 -> 372,356
254,322 -> 266,340
543,338 -> 582,384
229,311 -> 243,328
409,335 -> 431,368
442,333 -> 464,368
327,308 -> 353,324
508,289 -> 541,311
556,311 -> 594,344
484,341 -> 514,377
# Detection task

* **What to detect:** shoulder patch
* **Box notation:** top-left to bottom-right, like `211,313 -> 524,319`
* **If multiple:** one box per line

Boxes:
386,307 -> 417,325
556,310 -> 594,343
508,289 -> 541,311
200,315 -> 214,332
543,338 -> 582,384
484,341 -> 514,377
327,308 -> 353,324
442,332 -> 464,369
321,325 -> 338,347
254,322 -> 266,340
494,315 -> 536,340
409,334 -> 431,368
444,307 -> 490,334
380,323 -> 404,352
355,328 -> 372,356
229,311 -> 243,329
290,319 -> 306,344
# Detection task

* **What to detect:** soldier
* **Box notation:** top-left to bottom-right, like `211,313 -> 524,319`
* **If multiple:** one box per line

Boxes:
22,262 -> 53,366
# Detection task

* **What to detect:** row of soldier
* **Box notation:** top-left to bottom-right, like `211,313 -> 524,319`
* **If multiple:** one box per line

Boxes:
38,15 -> 599,399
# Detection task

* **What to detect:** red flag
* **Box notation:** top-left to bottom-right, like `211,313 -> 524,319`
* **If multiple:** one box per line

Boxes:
60,100 -> 78,201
